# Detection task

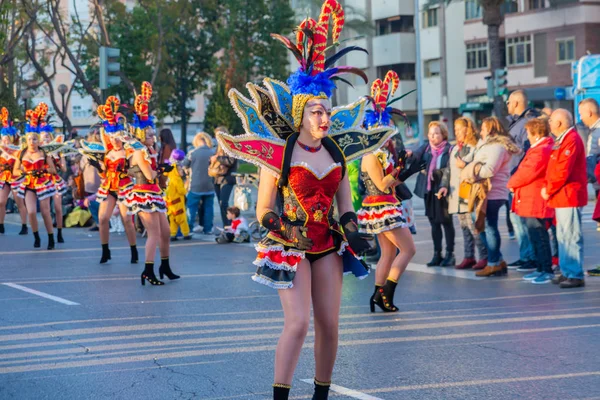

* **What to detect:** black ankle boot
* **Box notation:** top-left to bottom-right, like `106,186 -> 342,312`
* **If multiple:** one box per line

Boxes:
159,258 -> 180,280
33,231 -> 40,248
0,223 -> 4,234
130,245 -> 138,264
426,252 -> 443,267
273,384 -> 291,400
57,228 -> 64,243
100,244 -> 111,264
19,224 -> 28,235
312,379 -> 331,400
141,263 -> 164,286
372,279 -> 398,312
440,252 -> 455,267
369,285 -> 382,313
47,233 -> 55,250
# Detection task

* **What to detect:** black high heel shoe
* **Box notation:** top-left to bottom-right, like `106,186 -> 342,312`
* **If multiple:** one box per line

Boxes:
19,224 -> 28,235
57,228 -> 64,243
130,245 -> 138,264
372,280 -> 398,312
33,231 -> 41,248
369,285 -> 381,313
100,244 -> 111,264
47,233 -> 55,250
159,258 -> 180,280
141,271 -> 164,286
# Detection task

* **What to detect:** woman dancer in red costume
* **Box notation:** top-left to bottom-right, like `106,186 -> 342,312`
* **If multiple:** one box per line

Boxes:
0,108 -> 27,235
12,103 -> 58,249
124,83 -> 178,286
358,71 -> 416,313
216,2 -> 395,398
86,97 -> 138,264
39,123 -> 68,243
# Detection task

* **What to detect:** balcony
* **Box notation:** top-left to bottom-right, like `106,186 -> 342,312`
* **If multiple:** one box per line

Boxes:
371,0 -> 414,21
373,33 -> 416,66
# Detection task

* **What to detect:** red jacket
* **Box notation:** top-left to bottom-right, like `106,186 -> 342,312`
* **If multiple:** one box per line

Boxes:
545,128 -> 588,208
593,162 -> 600,222
507,136 -> 555,219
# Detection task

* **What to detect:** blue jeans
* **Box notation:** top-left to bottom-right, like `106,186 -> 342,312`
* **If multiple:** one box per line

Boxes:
508,193 -> 534,261
187,192 -> 214,234
88,199 -> 99,225
480,199 -> 505,266
525,218 -> 553,274
555,207 -> 584,279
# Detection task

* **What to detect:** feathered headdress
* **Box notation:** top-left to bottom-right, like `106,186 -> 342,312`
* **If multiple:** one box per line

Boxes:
0,107 -> 18,138
131,82 -> 154,141
25,103 -> 50,137
272,0 -> 368,128
364,71 -> 412,129
97,96 -> 126,134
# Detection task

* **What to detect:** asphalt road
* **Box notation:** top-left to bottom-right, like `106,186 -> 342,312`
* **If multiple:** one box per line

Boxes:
0,202 -> 599,400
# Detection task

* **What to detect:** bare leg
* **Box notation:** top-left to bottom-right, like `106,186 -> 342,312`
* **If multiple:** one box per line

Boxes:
0,186 -> 8,224
13,192 -> 27,225
273,259 -> 312,385
119,203 -> 137,246
138,212 -> 159,263
374,233 -> 397,286
39,198 -> 53,233
157,212 -> 170,258
384,227 -> 416,282
53,193 -> 63,229
25,191 -> 38,232
98,196 -> 117,245
311,252 -> 343,383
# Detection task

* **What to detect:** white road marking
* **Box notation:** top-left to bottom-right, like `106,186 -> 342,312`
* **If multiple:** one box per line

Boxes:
2,283 -> 79,306
300,379 -> 385,400
387,262 -> 486,280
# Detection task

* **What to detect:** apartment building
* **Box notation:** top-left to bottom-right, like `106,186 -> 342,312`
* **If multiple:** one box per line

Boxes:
25,0 -> 206,141
463,0 -> 600,117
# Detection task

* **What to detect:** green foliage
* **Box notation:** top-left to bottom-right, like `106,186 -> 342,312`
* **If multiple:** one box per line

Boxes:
204,0 -> 295,134
204,75 -> 242,135
0,89 -> 23,122
236,162 -> 258,174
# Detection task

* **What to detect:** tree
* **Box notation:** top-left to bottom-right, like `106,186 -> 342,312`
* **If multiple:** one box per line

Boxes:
203,0 -> 295,134
162,0 -> 221,149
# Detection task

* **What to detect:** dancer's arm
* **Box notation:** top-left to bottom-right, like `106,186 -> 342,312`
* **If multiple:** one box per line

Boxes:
361,153 -> 399,192
132,150 -> 157,181
46,155 -> 57,175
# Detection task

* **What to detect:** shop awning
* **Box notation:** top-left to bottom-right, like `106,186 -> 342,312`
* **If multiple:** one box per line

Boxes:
459,102 -> 493,114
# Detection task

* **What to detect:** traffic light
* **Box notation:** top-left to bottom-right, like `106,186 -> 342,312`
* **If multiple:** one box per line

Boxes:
99,47 -> 121,90
494,68 -> 508,97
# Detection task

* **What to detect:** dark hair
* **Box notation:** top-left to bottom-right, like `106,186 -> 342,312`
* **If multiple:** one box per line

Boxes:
227,206 -> 240,218
159,129 -> 177,149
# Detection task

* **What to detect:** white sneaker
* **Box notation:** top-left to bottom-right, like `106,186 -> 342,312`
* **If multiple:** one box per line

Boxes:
193,226 -> 203,233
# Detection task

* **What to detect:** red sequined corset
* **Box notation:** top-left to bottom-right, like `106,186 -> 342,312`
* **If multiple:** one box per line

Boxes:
276,163 -> 342,254
0,154 -> 14,172
103,156 -> 130,190
22,158 -> 46,175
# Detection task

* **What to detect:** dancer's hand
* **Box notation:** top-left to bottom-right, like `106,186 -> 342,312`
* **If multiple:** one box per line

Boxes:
340,212 -> 372,254
281,223 -> 313,250
158,163 -> 174,174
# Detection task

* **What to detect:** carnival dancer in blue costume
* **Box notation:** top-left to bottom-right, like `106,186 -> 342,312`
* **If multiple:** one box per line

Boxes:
0,107 -> 28,235
358,71 -> 416,313
215,1 -> 396,398
123,82 -> 178,286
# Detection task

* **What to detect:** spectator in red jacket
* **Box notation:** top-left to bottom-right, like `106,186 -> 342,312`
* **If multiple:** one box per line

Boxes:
541,109 -> 588,288
508,119 -> 555,284
589,162 -> 600,276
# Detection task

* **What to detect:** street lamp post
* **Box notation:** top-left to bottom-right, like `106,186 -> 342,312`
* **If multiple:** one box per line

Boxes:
21,89 -> 30,114
58,84 -> 69,136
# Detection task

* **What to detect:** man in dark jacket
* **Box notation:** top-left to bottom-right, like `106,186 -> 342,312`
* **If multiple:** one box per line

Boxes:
505,90 -> 539,271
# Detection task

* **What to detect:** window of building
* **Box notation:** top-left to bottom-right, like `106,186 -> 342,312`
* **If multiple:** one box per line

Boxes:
466,42 -> 488,70
424,59 -> 441,78
72,105 -> 90,118
528,0 -> 546,10
506,35 -> 532,66
422,8 -> 438,29
376,15 -> 414,35
377,64 -> 415,81
502,0 -> 519,14
465,0 -> 482,20
556,37 -> 575,63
